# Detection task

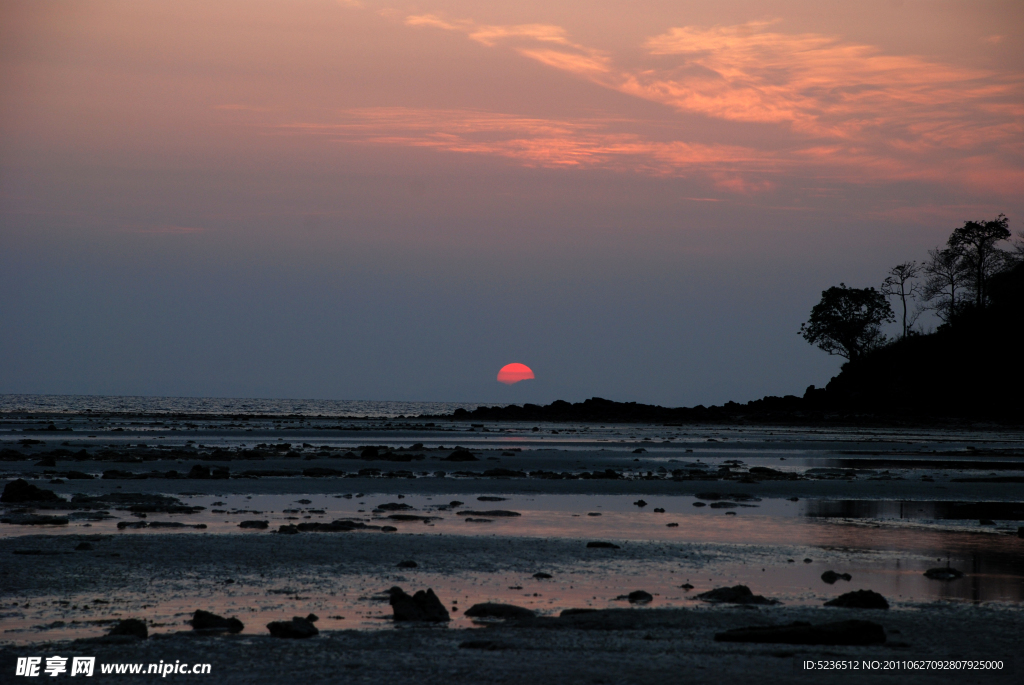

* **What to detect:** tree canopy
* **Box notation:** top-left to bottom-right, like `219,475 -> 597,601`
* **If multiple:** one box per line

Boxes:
799,284 -> 894,362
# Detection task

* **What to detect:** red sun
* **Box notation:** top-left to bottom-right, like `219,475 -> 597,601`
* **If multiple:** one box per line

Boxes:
497,363 -> 535,385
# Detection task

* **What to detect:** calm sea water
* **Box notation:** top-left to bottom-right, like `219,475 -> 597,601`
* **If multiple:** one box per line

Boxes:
0,394 -> 498,418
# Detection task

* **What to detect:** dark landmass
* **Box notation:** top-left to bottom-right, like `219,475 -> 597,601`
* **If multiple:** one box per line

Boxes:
444,263 -> 1022,426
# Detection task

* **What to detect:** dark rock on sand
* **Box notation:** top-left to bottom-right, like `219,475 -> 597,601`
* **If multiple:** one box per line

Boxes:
533,572 -> 552,579
459,640 -> 510,650
397,560 -> 418,568
715,620 -> 885,645
386,514 -> 437,522
108,619 -> 148,639
627,591 -> 653,604
463,518 -> 492,523
587,541 -> 620,549
116,521 -> 148,529
381,526 -> 397,532
296,520 -> 376,532
824,590 -> 889,609
277,524 -> 300,534
1,514 -> 69,525
457,510 -> 520,517
709,502 -> 738,509
633,499 -> 648,507
377,502 -> 414,511
1,479 -> 62,503
267,617 -> 319,639
464,603 -> 535,619
697,585 -> 777,605
821,570 -> 853,584
924,566 -> 965,580
692,502 -> 706,507
388,587 -> 450,622
444,449 -> 478,462
477,496 -> 507,501
239,520 -> 269,529
191,610 -> 244,633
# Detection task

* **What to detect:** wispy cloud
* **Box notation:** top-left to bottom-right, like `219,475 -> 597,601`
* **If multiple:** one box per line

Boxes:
395,14 -> 1023,195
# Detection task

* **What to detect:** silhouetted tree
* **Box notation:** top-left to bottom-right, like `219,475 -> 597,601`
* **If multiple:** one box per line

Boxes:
880,261 -> 920,338
800,284 -> 894,362
948,214 -> 1011,308
921,247 -> 969,324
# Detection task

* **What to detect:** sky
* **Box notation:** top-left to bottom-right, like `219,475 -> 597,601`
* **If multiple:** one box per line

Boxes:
1,0 -> 1022,406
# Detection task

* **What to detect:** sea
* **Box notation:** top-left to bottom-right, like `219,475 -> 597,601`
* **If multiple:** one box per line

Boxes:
0,394 -> 498,419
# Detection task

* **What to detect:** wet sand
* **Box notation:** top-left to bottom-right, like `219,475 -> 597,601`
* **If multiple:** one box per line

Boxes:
2,414 -> 1022,682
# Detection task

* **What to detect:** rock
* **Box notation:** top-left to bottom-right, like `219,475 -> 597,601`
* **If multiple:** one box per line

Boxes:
116,521 -> 148,529
627,590 -> 653,604
191,610 -> 244,633
586,541 -> 620,549
449,501 -> 464,507
397,560 -> 418,568
238,520 -> 269,529
477,496 -> 507,501
680,583 -> 694,590
803,558 -> 813,563
444,449 -> 478,462
821,570 -> 853,584
277,524 -> 300,534
75,542 -> 94,551
692,502 -> 706,507
666,522 -> 679,527
464,603 -> 535,619
715,620 -> 885,645
296,520 -> 376,531
388,587 -> 450,622
36,457 -> 57,467
653,508 -> 665,513
1,479 -> 62,503
924,566 -> 965,580
386,514 -> 437,522
456,510 -> 521,517
709,502 -> 737,509
459,640 -> 509,650
108,618 -> 148,639
1,514 -> 69,525
377,503 -> 414,511
533,572 -> 552,579
696,585 -> 778,605
267,617 -> 319,638
587,512 -> 602,516
824,590 -> 889,609
380,526 -> 397,532
305,614 -> 318,623
633,499 -> 648,507
463,518 -> 492,523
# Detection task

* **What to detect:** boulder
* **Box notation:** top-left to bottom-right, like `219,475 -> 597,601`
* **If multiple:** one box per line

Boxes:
697,585 -> 777,605
586,541 -> 620,549
924,566 -> 964,580
444,449 -> 478,462
456,510 -> 520,518
464,603 -> 535,619
388,587 -> 450,622
1,479 -> 62,503
191,610 -> 244,633
821,570 -> 853,584
267,617 -> 319,639
627,591 -> 653,604
532,572 -> 552,579
397,560 -> 418,568
108,619 -> 148,640
824,590 -> 889,610
1,514 -> 69,525
715,620 -> 885,645
238,520 -> 269,529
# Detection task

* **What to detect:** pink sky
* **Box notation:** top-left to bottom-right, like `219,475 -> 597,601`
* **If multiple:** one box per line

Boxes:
1,1 -> 1021,403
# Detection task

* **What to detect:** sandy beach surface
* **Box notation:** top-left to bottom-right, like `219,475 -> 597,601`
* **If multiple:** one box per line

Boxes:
2,413 -> 1022,682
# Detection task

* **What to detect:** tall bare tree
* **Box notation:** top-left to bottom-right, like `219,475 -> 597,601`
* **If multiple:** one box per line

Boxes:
880,261 -> 920,338
921,247 -> 969,324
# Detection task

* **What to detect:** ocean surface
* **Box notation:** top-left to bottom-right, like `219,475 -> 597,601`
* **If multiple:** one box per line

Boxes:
0,394 -> 499,418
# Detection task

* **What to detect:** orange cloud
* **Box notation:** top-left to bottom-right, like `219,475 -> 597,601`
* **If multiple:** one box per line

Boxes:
397,14 -> 1023,196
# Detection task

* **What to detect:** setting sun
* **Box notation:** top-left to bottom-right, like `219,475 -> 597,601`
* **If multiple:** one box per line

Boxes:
497,363 -> 535,384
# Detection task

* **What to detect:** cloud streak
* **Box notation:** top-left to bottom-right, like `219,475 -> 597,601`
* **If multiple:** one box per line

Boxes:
393,13 -> 1023,196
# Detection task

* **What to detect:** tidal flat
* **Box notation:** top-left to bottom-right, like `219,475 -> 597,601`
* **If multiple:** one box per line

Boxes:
1,412 -> 1022,683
